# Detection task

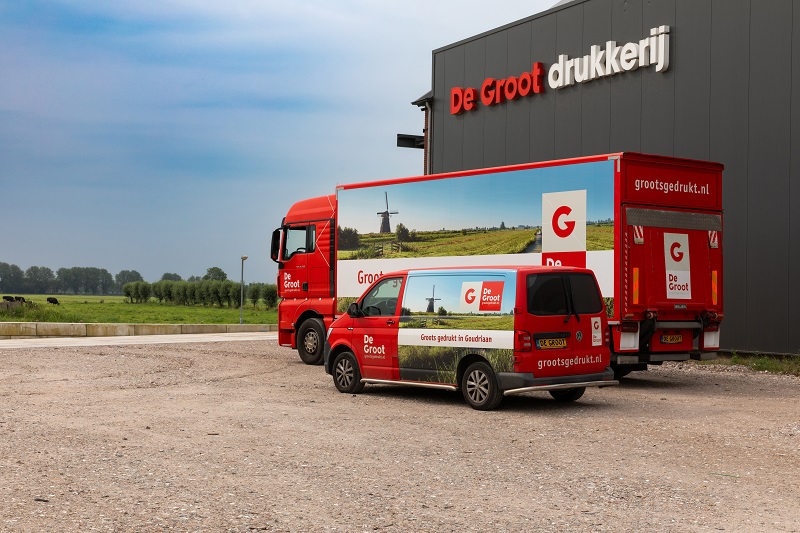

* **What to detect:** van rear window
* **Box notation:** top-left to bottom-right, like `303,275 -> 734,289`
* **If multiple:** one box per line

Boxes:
526,273 -> 602,315
527,274 -> 567,315
567,273 -> 603,314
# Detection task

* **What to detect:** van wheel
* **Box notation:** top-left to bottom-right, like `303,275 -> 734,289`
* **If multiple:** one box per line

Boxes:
332,352 -> 365,394
549,387 -> 586,402
461,362 -> 503,410
297,318 -> 325,365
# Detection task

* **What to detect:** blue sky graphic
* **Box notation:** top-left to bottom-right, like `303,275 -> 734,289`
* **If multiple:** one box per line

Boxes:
338,160 -> 615,234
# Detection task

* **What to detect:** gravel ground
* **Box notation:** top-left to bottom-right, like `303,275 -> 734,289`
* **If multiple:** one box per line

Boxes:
0,339 -> 799,532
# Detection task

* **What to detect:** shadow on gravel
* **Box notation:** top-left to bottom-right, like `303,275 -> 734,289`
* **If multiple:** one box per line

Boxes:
613,373 -> 689,390
355,384 -> 617,413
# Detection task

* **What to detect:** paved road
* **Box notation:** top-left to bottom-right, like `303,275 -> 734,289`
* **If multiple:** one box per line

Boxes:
0,331 -> 278,349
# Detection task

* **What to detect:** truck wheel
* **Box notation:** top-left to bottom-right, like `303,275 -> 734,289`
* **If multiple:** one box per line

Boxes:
461,361 -> 503,410
549,387 -> 586,402
297,318 -> 325,365
332,352 -> 365,394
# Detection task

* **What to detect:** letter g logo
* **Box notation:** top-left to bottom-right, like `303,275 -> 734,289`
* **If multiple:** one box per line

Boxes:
465,288 -> 476,304
670,242 -> 684,262
552,205 -> 575,238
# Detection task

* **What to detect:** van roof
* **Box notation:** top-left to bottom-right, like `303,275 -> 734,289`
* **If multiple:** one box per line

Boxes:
381,265 -> 595,277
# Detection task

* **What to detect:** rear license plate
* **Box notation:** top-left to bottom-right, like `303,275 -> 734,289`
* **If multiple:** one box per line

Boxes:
661,334 -> 683,344
537,338 -> 567,349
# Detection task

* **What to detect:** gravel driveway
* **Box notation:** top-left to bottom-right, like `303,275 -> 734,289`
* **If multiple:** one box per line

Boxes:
1,339 -> 798,532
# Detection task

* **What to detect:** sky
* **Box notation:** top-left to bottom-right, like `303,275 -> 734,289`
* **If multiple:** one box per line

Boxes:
0,0 -> 558,285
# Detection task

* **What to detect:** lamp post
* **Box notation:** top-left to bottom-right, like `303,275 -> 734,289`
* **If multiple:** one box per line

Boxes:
240,255 -> 248,324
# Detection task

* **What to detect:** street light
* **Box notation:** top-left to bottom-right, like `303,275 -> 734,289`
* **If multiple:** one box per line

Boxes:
240,255 -> 248,324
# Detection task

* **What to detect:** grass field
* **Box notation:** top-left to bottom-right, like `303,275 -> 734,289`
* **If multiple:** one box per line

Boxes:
339,224 -> 614,260
0,294 -> 277,324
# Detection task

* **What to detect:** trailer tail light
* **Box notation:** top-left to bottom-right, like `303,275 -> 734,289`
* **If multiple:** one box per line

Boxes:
711,270 -> 718,305
515,331 -> 532,352
620,321 -> 639,333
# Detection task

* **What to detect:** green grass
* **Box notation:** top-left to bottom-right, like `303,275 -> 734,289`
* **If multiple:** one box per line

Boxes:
340,228 -> 536,259
339,224 -> 615,260
0,294 -> 277,324
696,352 -> 800,377
400,314 -> 514,330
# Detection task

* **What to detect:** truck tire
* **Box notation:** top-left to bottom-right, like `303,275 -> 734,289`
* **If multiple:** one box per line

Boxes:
461,361 -> 503,410
297,318 -> 325,365
332,352 -> 365,394
549,387 -> 586,402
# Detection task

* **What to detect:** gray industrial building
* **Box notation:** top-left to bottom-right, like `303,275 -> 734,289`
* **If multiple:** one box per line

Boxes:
403,0 -> 799,355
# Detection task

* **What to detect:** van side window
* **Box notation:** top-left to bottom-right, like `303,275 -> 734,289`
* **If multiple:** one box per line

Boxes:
283,226 -> 316,260
361,277 -> 403,316
527,274 -> 567,315
568,273 -> 603,314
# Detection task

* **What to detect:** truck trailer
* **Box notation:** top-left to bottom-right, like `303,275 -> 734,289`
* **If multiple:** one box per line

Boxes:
270,152 -> 723,377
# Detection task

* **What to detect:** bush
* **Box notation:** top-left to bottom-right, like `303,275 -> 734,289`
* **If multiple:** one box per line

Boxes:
263,284 -> 278,308
248,283 -> 262,308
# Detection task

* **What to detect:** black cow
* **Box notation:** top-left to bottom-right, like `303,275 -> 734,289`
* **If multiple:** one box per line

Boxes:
47,297 -> 60,305
14,296 -> 25,303
2,296 -> 13,302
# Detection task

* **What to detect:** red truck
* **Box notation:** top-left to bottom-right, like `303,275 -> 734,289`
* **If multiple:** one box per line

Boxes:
271,152 -> 723,377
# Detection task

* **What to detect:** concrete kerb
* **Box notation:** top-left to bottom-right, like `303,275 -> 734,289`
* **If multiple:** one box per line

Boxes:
0,322 -> 277,339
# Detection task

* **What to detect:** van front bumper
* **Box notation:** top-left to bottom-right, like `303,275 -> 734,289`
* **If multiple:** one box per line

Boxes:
497,367 -> 618,396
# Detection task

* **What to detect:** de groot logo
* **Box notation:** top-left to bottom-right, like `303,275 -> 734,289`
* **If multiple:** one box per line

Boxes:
460,281 -> 504,312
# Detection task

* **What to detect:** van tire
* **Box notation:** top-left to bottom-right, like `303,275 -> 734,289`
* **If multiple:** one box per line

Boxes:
461,362 -> 503,411
332,352 -> 365,394
297,318 -> 325,365
549,387 -> 586,402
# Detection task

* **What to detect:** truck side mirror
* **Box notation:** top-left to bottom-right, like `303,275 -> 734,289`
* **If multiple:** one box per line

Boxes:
270,229 -> 282,263
347,302 -> 362,317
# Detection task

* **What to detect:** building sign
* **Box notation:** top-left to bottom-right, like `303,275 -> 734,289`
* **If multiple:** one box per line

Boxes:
450,25 -> 671,115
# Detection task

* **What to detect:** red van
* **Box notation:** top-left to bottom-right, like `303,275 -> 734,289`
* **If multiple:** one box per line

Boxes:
323,266 -> 618,410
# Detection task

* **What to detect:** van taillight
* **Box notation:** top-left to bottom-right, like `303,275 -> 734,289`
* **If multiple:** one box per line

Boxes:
515,331 -> 532,352
604,326 -> 610,347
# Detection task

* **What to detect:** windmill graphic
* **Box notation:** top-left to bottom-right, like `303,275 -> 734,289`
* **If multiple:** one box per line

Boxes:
425,285 -> 441,313
377,191 -> 398,234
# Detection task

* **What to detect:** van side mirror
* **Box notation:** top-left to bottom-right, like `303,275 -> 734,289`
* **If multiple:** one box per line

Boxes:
347,302 -> 362,317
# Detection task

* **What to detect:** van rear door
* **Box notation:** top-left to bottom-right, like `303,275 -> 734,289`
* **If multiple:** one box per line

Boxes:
524,271 -> 609,377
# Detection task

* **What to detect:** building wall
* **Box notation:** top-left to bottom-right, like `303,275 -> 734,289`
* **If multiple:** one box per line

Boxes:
429,0 -> 800,354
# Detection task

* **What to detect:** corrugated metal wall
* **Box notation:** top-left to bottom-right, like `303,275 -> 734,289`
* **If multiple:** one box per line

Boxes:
429,0 -> 800,354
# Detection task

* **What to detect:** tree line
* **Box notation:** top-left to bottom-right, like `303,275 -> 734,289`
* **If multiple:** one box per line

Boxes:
0,262 -> 271,298
124,280 -> 277,308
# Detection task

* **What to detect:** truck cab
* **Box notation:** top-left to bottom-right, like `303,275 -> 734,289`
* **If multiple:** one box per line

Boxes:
324,266 -> 618,410
270,195 -> 336,364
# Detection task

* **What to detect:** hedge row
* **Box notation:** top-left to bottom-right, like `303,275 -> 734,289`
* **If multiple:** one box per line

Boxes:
123,280 -> 278,308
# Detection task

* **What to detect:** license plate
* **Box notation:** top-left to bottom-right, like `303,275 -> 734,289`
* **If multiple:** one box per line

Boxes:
661,334 -> 683,344
537,338 -> 567,349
